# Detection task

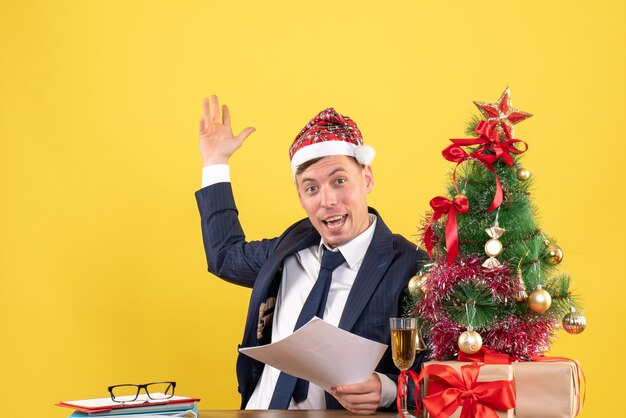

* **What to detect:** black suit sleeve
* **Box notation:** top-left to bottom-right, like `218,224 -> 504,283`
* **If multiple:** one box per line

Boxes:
195,183 -> 279,288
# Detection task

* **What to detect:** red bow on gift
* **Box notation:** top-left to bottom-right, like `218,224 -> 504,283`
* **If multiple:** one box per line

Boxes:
417,363 -> 516,418
442,121 -> 528,212
424,195 -> 469,265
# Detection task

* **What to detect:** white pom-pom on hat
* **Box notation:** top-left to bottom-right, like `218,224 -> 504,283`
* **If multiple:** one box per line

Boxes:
354,144 -> 376,166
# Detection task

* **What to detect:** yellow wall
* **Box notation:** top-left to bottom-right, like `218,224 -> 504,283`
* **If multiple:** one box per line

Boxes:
1,1 -> 623,417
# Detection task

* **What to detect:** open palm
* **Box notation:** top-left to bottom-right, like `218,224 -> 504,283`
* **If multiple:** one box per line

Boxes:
199,95 -> 255,165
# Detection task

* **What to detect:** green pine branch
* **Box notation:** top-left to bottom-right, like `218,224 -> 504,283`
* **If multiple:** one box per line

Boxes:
544,273 -> 578,318
446,282 -> 510,328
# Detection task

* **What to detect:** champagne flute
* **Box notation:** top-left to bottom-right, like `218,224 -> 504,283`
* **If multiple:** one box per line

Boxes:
390,317 -> 417,418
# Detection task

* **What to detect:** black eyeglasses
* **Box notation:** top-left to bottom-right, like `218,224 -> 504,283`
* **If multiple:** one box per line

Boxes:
108,381 -> 176,403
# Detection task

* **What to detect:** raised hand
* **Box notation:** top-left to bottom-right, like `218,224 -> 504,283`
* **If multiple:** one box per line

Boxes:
199,95 -> 255,165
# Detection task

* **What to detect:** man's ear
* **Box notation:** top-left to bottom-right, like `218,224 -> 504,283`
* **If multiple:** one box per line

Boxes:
363,165 -> 374,193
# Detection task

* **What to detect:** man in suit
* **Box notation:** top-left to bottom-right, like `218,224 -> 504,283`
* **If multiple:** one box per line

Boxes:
195,95 -> 428,414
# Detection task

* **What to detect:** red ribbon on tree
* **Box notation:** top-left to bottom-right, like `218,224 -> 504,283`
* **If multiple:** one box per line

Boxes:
416,363 -> 516,418
424,195 -> 469,265
442,144 -> 502,213
442,121 -> 528,212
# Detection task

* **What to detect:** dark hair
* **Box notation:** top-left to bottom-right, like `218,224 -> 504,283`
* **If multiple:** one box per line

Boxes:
295,157 -> 324,176
295,156 -> 362,177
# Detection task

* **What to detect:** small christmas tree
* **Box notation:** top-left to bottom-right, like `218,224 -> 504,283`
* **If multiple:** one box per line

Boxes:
409,88 -> 586,360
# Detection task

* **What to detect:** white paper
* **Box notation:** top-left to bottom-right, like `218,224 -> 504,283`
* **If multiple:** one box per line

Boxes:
239,317 -> 388,390
61,394 -> 194,409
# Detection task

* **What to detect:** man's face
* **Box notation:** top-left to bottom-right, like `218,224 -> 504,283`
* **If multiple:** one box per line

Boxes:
295,155 -> 374,248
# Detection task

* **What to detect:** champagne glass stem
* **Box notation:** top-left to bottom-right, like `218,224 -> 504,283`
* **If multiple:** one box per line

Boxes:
401,386 -> 409,417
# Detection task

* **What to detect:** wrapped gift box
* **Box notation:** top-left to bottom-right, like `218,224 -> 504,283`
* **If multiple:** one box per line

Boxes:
423,361 -> 515,418
513,360 -> 582,418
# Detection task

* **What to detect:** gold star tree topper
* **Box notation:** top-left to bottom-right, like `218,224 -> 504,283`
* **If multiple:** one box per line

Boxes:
473,87 -> 533,139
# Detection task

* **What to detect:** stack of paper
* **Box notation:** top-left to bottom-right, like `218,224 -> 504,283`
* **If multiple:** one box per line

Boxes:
57,394 -> 200,418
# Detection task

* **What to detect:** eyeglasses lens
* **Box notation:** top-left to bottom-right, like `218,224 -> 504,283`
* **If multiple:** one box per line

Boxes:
110,385 -> 140,402
146,382 -> 175,399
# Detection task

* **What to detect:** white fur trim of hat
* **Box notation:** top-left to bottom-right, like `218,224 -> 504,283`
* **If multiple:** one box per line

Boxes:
290,141 -> 376,177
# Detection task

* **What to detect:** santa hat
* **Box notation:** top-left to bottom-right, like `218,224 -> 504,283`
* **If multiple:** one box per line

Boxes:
289,108 -> 376,176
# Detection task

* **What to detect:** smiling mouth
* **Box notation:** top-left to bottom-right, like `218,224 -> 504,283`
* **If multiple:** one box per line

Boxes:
322,215 -> 347,230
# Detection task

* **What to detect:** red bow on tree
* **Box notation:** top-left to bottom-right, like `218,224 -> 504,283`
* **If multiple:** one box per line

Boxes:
442,121 -> 528,212
424,195 -> 469,265
417,363 -> 516,418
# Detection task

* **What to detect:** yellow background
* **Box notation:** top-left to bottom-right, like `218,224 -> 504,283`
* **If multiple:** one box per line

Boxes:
1,1 -> 623,417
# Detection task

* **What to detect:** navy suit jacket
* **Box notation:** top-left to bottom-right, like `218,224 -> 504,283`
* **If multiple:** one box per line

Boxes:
196,182 -> 429,410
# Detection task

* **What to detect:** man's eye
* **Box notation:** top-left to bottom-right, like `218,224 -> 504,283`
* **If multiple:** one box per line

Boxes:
336,178 -> 347,185
306,186 -> 318,193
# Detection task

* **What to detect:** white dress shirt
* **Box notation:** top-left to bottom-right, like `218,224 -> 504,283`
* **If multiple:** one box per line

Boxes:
202,165 -> 396,409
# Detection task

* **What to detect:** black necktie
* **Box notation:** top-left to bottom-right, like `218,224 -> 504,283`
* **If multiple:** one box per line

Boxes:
268,248 -> 346,409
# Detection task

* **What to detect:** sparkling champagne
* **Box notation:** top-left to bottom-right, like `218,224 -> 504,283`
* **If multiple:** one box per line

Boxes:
391,328 -> 417,370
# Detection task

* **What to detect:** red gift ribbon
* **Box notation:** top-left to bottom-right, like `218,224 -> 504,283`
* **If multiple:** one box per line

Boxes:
416,362 -> 516,418
424,195 -> 469,265
442,121 -> 528,213
530,355 -> 587,415
396,369 -> 420,418
458,347 -> 517,364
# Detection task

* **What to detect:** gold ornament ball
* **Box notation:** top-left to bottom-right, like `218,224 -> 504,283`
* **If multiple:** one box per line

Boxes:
528,287 -> 552,313
545,243 -> 564,265
517,167 -> 531,181
408,274 -> 428,295
484,238 -> 503,257
562,311 -> 587,334
458,330 -> 483,354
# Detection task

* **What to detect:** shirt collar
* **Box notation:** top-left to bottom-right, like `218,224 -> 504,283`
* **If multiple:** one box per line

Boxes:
317,214 -> 377,270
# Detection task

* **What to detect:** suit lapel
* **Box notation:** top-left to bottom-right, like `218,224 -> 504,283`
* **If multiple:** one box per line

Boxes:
338,211 -> 394,332
244,222 -> 320,345
263,223 -> 321,280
